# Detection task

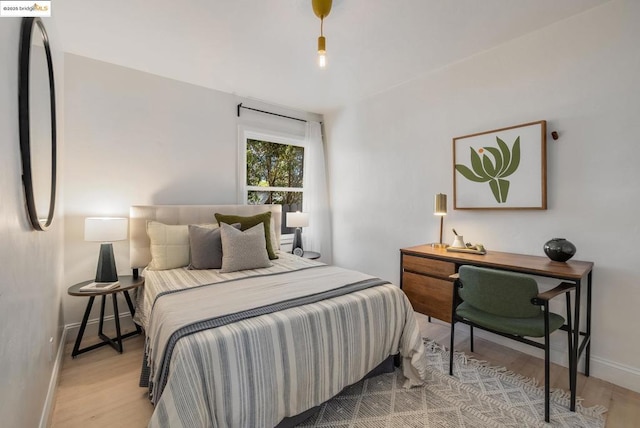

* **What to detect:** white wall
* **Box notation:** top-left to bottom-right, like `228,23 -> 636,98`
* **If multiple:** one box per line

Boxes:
0,18 -> 65,427
325,0 -> 640,392
62,54 -> 319,329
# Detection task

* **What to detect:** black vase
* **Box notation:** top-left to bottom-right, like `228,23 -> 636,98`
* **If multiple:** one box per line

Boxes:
543,238 -> 576,262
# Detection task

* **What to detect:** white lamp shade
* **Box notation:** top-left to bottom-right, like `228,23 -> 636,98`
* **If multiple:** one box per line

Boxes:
286,211 -> 309,228
84,217 -> 128,242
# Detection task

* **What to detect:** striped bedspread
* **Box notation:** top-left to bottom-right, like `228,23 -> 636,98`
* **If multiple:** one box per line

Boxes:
135,252 -> 322,329
144,259 -> 428,428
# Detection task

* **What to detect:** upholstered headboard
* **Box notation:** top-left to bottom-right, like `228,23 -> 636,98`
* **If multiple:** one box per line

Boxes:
129,204 -> 282,270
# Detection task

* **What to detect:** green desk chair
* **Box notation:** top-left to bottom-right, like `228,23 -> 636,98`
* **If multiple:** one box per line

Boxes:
449,265 -> 576,422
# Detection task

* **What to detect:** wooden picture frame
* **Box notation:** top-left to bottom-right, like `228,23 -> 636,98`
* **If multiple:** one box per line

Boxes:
453,120 -> 547,210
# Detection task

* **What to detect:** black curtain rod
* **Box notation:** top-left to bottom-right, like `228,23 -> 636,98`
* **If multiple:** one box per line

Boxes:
237,103 -> 307,123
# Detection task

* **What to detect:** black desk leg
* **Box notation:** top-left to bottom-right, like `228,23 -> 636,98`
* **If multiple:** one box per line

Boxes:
72,296 -> 96,358
585,271 -> 593,377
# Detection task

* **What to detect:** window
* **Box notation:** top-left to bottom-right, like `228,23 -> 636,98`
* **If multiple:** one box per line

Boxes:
240,131 -> 305,236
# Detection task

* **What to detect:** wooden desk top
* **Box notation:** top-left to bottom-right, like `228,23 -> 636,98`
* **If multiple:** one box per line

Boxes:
401,245 -> 593,281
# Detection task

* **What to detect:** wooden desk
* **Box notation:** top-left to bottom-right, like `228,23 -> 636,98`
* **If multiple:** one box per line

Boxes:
400,244 -> 593,412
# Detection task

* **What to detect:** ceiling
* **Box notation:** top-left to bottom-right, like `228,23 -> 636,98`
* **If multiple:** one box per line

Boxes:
54,0 -> 609,114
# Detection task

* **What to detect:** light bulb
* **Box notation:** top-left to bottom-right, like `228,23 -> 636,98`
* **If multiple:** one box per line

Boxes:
318,51 -> 326,68
317,35 -> 326,68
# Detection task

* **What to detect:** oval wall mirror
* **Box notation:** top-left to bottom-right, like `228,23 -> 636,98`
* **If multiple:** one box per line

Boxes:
19,17 -> 57,231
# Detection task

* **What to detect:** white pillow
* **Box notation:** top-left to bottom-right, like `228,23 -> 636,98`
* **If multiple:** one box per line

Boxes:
220,222 -> 272,273
146,221 -> 217,270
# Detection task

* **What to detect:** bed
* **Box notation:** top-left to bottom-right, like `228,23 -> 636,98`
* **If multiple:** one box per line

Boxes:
130,204 -> 428,428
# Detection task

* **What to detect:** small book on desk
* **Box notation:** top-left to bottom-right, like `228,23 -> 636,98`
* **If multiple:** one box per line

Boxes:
78,281 -> 120,292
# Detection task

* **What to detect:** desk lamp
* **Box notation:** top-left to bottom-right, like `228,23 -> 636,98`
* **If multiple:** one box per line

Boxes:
85,217 -> 128,282
432,193 -> 447,248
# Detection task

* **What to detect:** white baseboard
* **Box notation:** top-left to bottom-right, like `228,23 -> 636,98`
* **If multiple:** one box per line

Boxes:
39,328 -> 67,428
63,311 -> 136,342
589,355 -> 640,393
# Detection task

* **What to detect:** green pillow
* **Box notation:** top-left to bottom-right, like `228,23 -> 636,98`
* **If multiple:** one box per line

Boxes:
214,211 -> 278,260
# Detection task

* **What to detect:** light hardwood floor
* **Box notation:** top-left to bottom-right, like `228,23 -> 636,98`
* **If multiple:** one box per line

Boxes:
51,332 -> 153,428
50,313 -> 639,427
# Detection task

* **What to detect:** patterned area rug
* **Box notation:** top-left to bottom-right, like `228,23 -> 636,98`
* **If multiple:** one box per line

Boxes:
298,340 -> 606,427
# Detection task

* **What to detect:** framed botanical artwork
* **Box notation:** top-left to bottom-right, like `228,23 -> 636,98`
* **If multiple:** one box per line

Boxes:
453,120 -> 547,210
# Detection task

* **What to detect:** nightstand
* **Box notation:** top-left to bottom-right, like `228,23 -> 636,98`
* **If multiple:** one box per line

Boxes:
67,275 -> 144,357
302,251 -> 321,260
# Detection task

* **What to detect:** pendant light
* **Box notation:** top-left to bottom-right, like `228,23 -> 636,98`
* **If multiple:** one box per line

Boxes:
312,0 -> 332,68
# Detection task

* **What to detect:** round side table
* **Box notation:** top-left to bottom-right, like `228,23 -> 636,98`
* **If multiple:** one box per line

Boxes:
302,251 -> 321,260
67,275 -> 144,358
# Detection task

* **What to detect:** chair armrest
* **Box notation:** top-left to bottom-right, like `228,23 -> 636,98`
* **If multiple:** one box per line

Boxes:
449,273 -> 459,280
532,282 -> 576,304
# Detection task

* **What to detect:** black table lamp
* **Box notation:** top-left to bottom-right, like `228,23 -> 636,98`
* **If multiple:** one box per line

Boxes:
286,211 -> 309,256
84,217 -> 128,282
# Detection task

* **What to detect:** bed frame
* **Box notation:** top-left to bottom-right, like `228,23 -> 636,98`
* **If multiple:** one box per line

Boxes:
128,204 -> 395,427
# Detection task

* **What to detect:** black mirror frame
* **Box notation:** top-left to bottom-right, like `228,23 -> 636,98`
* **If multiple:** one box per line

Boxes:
19,17 -> 57,231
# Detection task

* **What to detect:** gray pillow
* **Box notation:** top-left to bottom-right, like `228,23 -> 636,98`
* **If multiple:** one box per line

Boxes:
220,222 -> 272,273
188,223 -> 240,270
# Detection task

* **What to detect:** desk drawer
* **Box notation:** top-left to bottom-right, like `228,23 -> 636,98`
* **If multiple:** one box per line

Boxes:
402,271 -> 453,323
403,255 -> 455,278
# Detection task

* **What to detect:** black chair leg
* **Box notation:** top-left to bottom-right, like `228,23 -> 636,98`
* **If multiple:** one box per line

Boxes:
450,280 -> 460,377
565,291 -> 574,404
449,320 -> 455,376
470,325 -> 474,352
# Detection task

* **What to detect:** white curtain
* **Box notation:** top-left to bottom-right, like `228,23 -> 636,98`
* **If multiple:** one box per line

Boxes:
303,121 -> 332,264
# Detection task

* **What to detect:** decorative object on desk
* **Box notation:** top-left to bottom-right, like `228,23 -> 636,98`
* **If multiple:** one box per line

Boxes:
447,245 -> 486,255
544,238 -> 576,262
453,120 -> 547,210
447,229 -> 486,254
450,228 -> 466,248
286,211 -> 309,256
85,217 -> 128,282
431,193 -> 448,248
